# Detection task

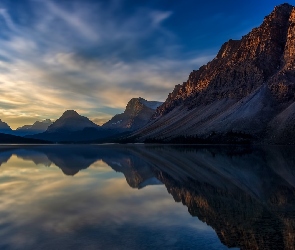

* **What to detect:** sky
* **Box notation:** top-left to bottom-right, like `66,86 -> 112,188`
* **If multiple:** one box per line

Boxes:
0,0 -> 291,129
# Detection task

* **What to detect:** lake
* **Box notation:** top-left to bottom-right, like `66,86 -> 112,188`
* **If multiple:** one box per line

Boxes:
0,144 -> 294,250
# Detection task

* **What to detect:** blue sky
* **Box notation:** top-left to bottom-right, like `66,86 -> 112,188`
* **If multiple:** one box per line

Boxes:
0,0 -> 291,128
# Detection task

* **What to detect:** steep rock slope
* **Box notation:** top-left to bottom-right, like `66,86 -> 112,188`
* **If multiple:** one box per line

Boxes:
133,3 -> 295,144
103,97 -> 162,131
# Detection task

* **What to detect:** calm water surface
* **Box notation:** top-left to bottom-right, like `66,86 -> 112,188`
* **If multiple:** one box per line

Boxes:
0,144 -> 295,250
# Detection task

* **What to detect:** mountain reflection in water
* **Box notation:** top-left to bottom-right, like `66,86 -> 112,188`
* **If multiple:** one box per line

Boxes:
0,144 -> 295,250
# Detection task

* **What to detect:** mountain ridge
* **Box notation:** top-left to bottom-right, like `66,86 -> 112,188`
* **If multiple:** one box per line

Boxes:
130,3 -> 295,144
0,119 -> 12,134
27,110 -> 119,142
16,119 -> 53,136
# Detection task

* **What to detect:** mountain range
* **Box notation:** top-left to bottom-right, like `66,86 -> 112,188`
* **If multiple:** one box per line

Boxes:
16,119 -> 53,136
129,3 -> 295,144
0,3 -> 295,144
26,110 -> 111,142
0,119 -> 52,136
25,98 -> 161,143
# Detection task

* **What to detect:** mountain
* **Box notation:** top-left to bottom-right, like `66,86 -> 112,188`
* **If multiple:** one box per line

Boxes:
102,97 -> 163,131
46,110 -> 98,133
130,3 -> 295,144
27,110 -> 118,142
16,119 -> 52,136
0,119 -> 12,134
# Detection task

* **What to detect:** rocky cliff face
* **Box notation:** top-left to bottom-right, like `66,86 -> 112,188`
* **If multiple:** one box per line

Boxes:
133,3 -> 295,144
155,3 -> 294,115
103,97 -> 162,131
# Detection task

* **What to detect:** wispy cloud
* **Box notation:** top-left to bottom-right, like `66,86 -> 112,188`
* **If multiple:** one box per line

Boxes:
0,8 -> 18,32
43,1 -> 99,41
150,10 -> 173,26
0,0 -> 214,128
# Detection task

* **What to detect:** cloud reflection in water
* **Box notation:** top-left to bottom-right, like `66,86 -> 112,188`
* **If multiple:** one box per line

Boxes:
0,145 -> 225,250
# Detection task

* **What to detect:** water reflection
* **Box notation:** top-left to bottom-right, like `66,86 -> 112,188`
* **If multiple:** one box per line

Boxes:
0,144 -> 295,249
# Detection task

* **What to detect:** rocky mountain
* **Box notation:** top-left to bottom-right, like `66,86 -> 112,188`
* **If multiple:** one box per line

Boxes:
102,97 -> 163,131
46,110 -> 99,133
0,119 -> 12,134
131,3 -> 295,144
16,119 -> 52,136
27,110 -> 118,142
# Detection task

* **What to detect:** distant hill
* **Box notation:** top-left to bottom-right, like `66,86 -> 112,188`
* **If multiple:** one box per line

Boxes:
16,119 -> 52,136
0,132 -> 50,144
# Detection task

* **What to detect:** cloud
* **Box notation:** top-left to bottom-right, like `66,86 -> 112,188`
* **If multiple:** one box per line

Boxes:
43,1 -> 99,41
0,152 -> 216,249
150,10 -> 173,25
0,8 -> 18,32
0,1 -> 214,128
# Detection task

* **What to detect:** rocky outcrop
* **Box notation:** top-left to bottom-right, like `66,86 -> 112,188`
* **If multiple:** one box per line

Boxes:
132,3 -> 295,144
103,97 -> 162,131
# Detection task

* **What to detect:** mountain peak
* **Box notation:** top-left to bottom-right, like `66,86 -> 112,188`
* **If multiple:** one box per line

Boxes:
0,119 -> 11,132
124,97 -> 163,115
264,3 -> 293,23
133,4 -> 295,144
32,119 -> 52,126
46,110 -> 99,133
61,110 -> 80,118
273,3 -> 293,12
102,97 -> 163,130
43,119 -> 52,123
